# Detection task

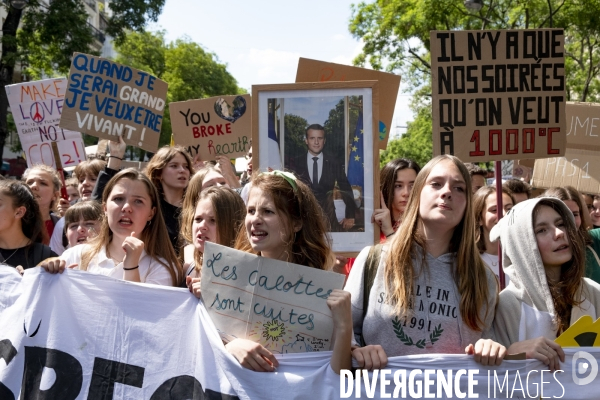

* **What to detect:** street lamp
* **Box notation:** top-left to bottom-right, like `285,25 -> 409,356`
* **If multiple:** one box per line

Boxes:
464,0 -> 483,11
10,0 -> 28,10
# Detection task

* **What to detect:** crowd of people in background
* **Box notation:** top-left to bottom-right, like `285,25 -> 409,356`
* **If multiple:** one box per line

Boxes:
3,132 -> 600,375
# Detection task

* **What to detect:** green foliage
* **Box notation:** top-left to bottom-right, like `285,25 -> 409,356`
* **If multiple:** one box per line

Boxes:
106,0 -> 165,44
283,114 -> 309,165
351,0 -> 600,163
17,0 -> 96,78
115,31 -> 244,149
380,102 -> 432,168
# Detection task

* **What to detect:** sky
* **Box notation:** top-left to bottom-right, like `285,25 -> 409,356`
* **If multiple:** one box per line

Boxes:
153,0 -> 412,139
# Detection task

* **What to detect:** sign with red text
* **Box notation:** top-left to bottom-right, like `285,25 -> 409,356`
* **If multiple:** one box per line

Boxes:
201,242 -> 345,354
169,94 -> 250,160
59,53 -> 167,152
295,58 -> 400,148
431,29 -> 567,162
6,78 -> 85,169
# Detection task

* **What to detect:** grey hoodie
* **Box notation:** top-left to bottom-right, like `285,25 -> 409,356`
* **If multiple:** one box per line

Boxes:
345,244 -> 497,356
490,197 -> 600,346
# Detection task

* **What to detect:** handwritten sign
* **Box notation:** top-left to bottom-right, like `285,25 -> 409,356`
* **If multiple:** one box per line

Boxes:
532,148 -> 600,193
59,53 -> 167,152
169,94 -> 251,160
295,57 -> 401,148
430,29 -> 567,162
565,102 -> 600,150
6,78 -> 85,169
201,242 -> 345,354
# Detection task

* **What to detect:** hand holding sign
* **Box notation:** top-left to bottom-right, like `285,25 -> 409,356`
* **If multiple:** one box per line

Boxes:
225,338 -> 279,372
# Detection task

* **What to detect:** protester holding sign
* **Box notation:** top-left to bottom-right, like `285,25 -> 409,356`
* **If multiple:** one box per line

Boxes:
473,186 -> 515,280
40,169 -> 182,286
22,165 -> 65,243
145,145 -> 194,254
0,180 -> 56,271
543,186 -> 600,284
226,171 -> 352,374
491,197 -> 600,371
346,155 -> 504,370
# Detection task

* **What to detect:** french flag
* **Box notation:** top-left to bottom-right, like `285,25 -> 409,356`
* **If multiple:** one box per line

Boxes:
267,103 -> 282,170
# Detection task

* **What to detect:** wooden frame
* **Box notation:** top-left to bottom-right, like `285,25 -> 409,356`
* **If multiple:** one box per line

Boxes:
252,81 -> 380,254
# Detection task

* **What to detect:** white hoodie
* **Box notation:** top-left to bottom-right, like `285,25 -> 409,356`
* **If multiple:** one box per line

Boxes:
490,197 -> 600,346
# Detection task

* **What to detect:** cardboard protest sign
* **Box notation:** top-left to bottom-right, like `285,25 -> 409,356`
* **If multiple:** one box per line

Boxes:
201,242 -> 345,354
295,57 -> 400,148
169,94 -> 251,160
430,29 -> 567,162
59,53 -> 167,152
532,148 -> 600,193
565,102 -> 600,150
6,78 -> 85,169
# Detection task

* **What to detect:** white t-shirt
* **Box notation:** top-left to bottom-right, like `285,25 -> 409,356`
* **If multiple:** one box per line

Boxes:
49,217 -> 66,255
61,244 -> 174,286
480,252 -> 510,285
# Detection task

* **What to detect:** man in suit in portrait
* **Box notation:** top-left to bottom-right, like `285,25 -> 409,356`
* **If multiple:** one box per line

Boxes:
288,124 -> 356,232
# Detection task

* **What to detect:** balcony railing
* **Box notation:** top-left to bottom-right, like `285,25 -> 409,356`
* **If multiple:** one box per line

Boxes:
87,22 -> 105,44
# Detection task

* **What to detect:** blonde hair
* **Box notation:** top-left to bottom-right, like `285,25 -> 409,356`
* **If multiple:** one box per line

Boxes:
80,168 -> 183,286
385,155 -> 494,331
189,187 -> 246,271
22,164 -> 62,211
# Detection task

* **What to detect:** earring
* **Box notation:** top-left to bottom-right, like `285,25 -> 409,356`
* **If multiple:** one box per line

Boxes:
147,220 -> 152,226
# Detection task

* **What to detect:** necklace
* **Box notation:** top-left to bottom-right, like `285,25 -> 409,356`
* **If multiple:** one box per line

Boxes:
1,238 -> 30,265
482,252 -> 498,267
1,247 -> 21,264
106,248 -> 124,265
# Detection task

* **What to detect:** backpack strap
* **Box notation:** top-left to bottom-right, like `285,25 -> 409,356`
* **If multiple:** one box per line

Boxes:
359,243 -> 383,346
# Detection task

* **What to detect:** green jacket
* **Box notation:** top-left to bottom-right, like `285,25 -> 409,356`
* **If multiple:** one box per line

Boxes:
585,228 -> 600,284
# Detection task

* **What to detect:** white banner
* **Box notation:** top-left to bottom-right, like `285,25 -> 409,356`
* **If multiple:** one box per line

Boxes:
6,78 -> 85,169
0,266 -> 599,399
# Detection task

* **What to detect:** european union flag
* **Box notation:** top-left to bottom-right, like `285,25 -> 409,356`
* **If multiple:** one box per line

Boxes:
347,111 -> 364,194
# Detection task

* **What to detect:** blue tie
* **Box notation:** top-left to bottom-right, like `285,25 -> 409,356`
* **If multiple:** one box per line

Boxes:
312,157 -> 319,186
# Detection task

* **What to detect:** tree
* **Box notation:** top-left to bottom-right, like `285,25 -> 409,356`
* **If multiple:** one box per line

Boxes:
0,0 -> 167,161
380,101 -> 432,168
115,30 -> 244,155
350,0 -> 600,163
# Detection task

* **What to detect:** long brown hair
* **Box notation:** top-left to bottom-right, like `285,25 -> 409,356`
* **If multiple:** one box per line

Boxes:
533,199 -> 585,335
0,180 -> 46,244
235,172 -> 335,270
80,168 -> 183,286
385,155 -> 493,331
473,186 -> 515,253
190,187 -> 246,271
145,145 -> 194,196
543,186 -> 592,246
380,158 -> 420,226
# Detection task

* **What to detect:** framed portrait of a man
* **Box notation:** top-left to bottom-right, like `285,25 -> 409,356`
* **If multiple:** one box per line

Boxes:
252,81 -> 379,253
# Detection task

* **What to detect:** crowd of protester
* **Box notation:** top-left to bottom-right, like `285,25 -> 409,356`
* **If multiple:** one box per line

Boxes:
3,137 -> 600,375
